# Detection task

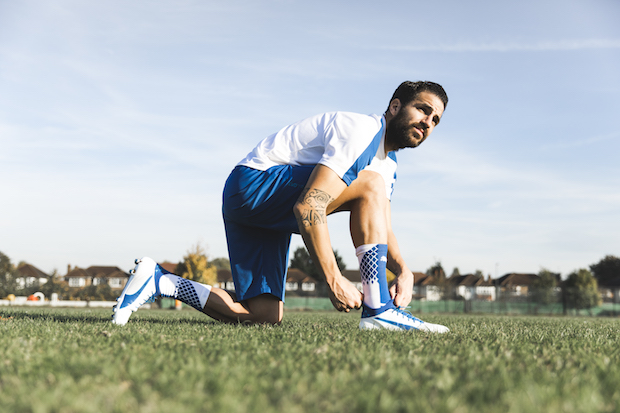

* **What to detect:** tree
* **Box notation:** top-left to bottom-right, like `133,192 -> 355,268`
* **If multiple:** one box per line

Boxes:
450,267 -> 460,278
289,246 -> 346,280
39,269 -> 71,300
426,261 -> 446,281
531,268 -> 559,305
590,255 -> 620,287
176,244 -> 218,285
211,257 -> 231,271
74,283 -> 117,301
0,251 -> 18,298
426,261 -> 448,298
562,268 -> 601,312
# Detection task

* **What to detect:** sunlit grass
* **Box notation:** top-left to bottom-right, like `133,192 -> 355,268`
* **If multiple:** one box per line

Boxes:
1,307 -> 618,413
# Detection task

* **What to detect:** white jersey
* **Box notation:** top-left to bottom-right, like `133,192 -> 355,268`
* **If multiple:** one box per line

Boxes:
237,112 -> 397,199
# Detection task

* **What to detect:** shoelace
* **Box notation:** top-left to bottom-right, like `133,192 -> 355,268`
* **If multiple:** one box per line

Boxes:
142,282 -> 161,305
395,306 -> 423,323
145,295 -> 158,304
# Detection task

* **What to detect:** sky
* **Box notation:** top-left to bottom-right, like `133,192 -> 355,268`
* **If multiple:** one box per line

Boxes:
1,0 -> 619,279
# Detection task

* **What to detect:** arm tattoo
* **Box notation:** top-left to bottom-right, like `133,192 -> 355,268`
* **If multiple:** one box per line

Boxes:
296,188 -> 333,228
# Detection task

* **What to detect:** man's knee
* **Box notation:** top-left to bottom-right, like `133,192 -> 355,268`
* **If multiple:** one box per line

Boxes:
346,171 -> 388,212
329,171 -> 388,215
357,171 -> 386,197
245,294 -> 283,325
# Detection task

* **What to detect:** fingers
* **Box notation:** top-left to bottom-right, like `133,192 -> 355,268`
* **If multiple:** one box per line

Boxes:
340,286 -> 362,310
400,296 -> 412,308
352,293 -> 362,309
393,295 -> 402,308
330,281 -> 363,311
393,292 -> 412,308
336,303 -> 350,312
338,298 -> 361,312
393,289 -> 405,307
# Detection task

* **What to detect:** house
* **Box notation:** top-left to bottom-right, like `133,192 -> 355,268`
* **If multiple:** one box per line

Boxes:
448,274 -> 496,301
496,273 -> 539,299
286,268 -> 323,296
65,265 -> 129,290
412,272 -> 443,301
343,269 -> 445,301
159,262 -> 179,274
342,270 -> 363,292
474,275 -> 496,301
216,269 -> 235,291
342,269 -> 445,301
15,263 -> 49,289
87,266 -> 130,289
65,267 -> 91,287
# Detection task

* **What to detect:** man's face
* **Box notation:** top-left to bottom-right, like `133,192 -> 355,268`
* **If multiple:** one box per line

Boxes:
385,91 -> 445,151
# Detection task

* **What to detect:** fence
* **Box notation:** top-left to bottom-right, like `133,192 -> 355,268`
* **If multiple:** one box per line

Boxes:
4,288 -> 618,316
406,300 -> 620,316
281,298 -> 620,316
282,287 -> 620,316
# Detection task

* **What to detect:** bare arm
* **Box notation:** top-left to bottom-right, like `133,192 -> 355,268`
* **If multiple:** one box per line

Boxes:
293,164 -> 363,312
386,203 -> 414,308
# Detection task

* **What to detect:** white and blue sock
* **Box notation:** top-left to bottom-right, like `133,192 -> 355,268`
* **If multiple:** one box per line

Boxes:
157,267 -> 211,312
356,244 -> 391,310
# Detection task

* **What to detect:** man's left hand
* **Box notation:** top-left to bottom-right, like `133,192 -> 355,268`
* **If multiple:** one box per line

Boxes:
389,269 -> 414,308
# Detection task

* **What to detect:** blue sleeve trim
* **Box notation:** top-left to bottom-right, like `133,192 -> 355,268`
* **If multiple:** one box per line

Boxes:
342,118 -> 385,186
389,151 -> 397,197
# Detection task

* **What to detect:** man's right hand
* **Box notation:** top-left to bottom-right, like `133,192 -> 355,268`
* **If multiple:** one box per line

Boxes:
328,277 -> 363,312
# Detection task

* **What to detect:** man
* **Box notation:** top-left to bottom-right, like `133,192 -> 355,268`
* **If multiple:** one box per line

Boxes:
112,80 -> 449,333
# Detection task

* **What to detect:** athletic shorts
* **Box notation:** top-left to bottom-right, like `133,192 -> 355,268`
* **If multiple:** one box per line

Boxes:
222,164 -> 315,302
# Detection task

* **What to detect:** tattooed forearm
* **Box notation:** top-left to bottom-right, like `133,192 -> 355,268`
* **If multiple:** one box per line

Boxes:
296,188 -> 334,228
299,188 -> 333,209
298,209 -> 325,227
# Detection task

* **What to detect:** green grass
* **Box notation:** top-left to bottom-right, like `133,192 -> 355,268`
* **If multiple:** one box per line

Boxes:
0,308 -> 619,413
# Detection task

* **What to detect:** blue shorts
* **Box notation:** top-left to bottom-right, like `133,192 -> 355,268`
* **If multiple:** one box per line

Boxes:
222,165 -> 315,302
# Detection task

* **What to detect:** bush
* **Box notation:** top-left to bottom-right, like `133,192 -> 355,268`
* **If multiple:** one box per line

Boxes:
562,269 -> 601,312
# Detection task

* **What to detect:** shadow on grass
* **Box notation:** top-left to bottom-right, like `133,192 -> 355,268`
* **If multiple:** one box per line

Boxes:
2,310 -> 110,324
128,315 -> 219,326
0,308 -> 219,326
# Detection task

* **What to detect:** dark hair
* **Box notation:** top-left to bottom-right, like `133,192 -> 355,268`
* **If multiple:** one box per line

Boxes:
387,81 -> 448,112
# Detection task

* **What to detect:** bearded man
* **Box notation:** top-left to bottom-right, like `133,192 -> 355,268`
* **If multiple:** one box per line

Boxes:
113,81 -> 450,333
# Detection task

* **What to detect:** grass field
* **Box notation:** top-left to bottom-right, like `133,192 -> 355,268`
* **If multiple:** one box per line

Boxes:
1,308 -> 619,413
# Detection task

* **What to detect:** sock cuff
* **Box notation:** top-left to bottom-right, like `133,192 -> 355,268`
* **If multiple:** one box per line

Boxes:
158,273 -> 212,311
356,244 -> 388,259
356,243 -> 385,258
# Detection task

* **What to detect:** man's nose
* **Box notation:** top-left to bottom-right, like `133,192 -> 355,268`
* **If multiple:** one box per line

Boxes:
421,115 -> 433,128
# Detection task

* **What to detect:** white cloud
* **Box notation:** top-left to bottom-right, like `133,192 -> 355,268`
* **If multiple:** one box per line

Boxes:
382,39 -> 620,53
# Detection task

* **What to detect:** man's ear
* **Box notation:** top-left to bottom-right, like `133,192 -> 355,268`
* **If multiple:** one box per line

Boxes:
388,98 -> 401,117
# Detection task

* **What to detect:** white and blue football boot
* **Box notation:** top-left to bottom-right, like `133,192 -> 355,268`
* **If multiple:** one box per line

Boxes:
111,257 -> 164,325
359,300 -> 449,333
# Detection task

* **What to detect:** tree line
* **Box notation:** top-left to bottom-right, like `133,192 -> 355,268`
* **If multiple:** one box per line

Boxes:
2,246 -> 619,312
424,255 -> 620,313
0,245 -> 230,301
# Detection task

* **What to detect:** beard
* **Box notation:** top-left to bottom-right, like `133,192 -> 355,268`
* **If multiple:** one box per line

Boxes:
385,110 -> 424,151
